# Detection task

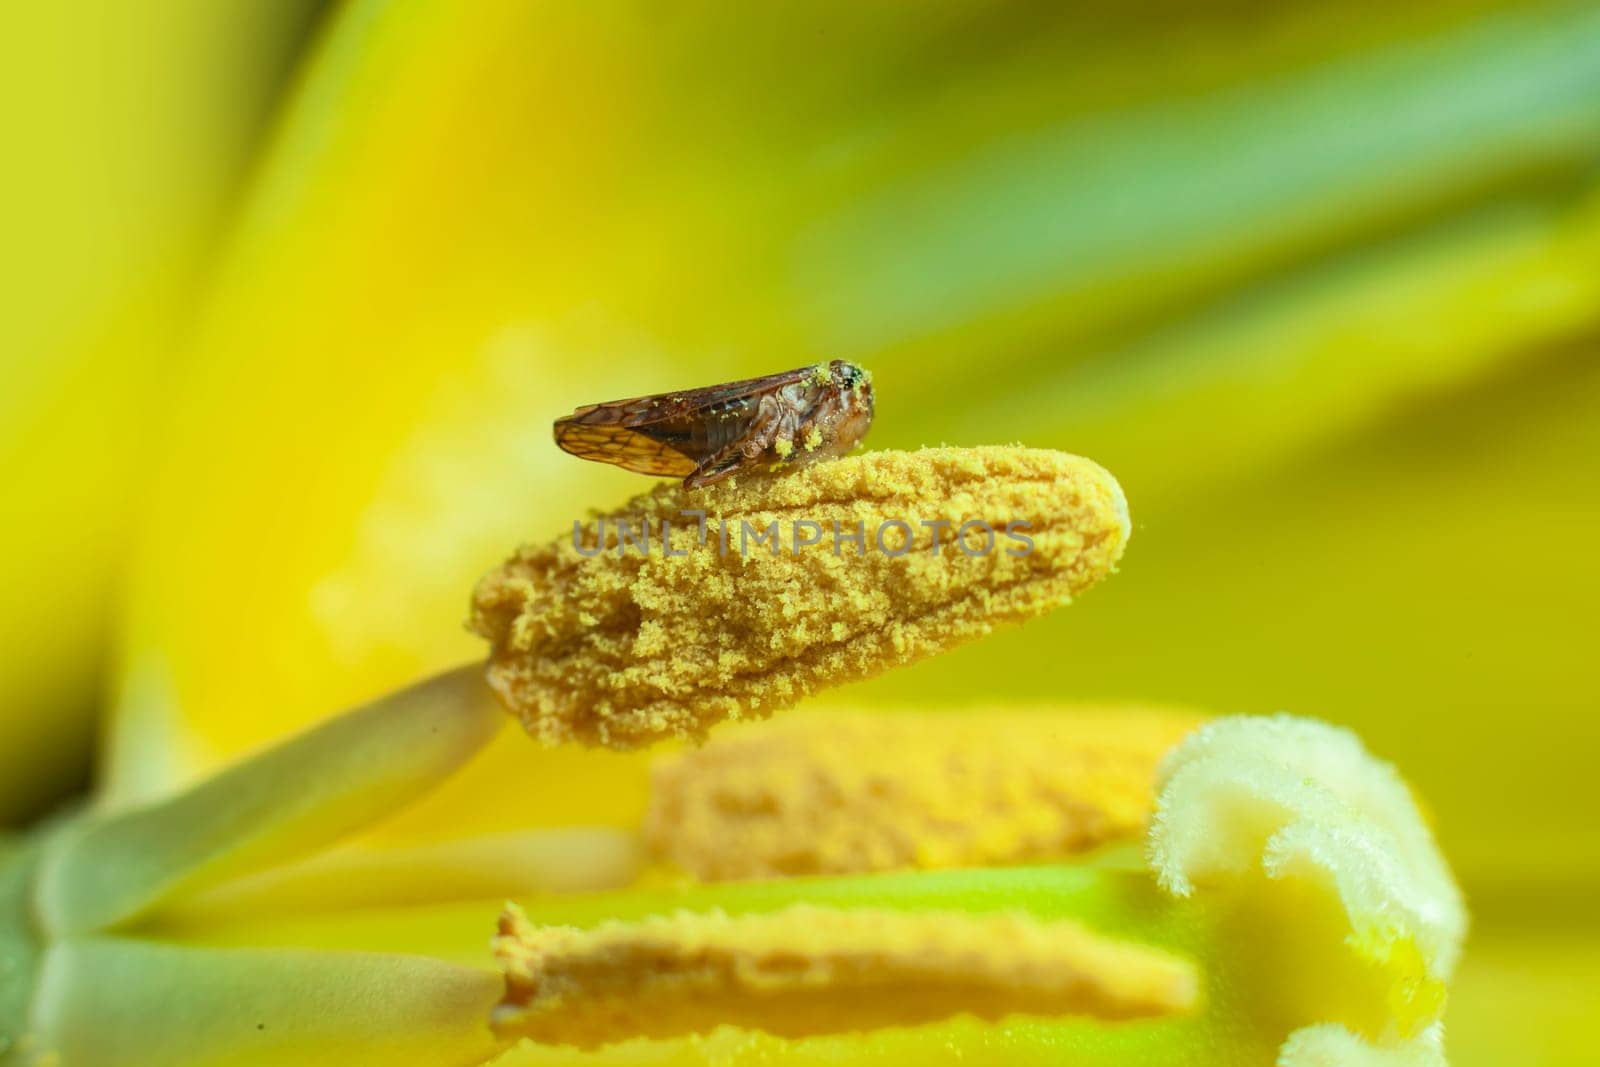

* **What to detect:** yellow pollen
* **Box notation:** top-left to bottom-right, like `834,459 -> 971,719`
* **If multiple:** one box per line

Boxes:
646,707 -> 1202,880
773,437 -> 794,458
803,426 -> 823,451
469,447 -> 1130,749
491,903 -> 1198,1047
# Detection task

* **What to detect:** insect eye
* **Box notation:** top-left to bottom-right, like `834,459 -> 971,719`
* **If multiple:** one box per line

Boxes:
838,364 -> 861,387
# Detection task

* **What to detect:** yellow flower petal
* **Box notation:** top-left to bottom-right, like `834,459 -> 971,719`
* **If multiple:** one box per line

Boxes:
0,2 -> 313,823
471,447 -> 1129,749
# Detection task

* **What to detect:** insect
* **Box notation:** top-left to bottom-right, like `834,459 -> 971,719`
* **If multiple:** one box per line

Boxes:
554,360 -> 875,489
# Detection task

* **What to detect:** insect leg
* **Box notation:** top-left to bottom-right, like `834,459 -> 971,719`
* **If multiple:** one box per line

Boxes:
683,448 -> 748,488
739,393 -> 787,456
768,404 -> 801,457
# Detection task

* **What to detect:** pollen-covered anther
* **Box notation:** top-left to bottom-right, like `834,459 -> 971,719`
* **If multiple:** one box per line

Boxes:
646,707 -> 1201,880
470,446 -> 1130,750
490,903 -> 1198,1047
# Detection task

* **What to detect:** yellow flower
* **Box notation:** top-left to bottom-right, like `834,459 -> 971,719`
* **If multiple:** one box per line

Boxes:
2,450 -> 1467,1066
4,0 -> 1597,1063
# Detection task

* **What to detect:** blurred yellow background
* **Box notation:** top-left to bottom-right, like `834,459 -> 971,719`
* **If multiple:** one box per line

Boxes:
2,1 -> 1596,1064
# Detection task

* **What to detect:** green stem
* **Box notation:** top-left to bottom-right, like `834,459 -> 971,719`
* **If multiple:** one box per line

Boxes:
0,838 -> 42,1062
35,665 -> 501,937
